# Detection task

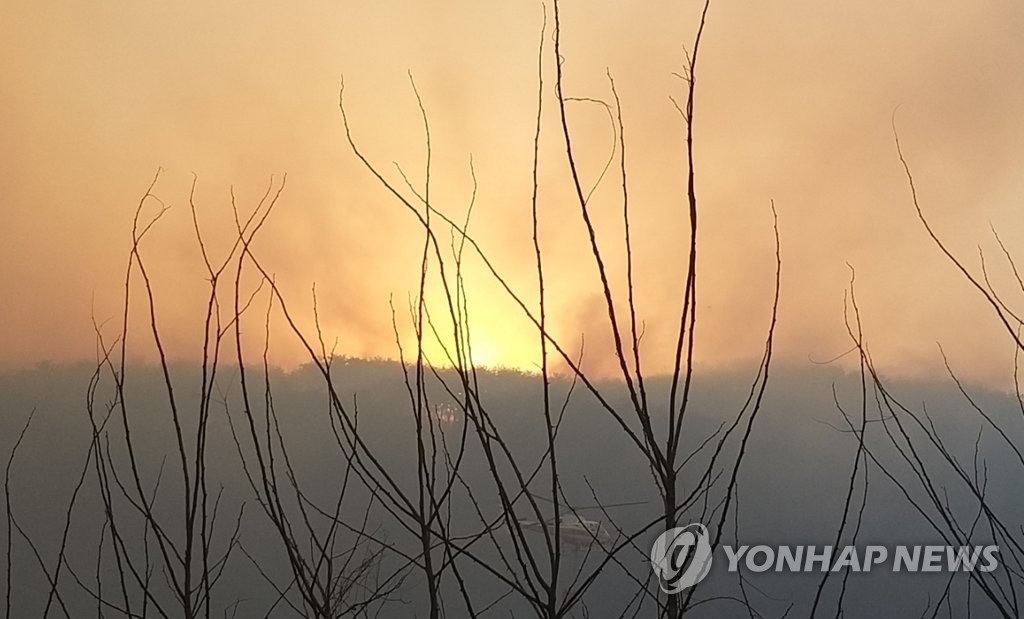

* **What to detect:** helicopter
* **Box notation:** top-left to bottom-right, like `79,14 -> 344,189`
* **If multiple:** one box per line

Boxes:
515,493 -> 647,549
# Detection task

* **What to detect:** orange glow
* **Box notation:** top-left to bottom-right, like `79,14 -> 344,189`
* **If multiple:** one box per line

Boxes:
1,1 -> 1023,387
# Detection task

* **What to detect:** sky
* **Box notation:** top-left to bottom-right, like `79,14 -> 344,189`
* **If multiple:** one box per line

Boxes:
2,0 -> 1023,387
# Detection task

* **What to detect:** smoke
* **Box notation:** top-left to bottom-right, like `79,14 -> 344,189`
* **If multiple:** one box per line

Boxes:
2,0 -> 1023,387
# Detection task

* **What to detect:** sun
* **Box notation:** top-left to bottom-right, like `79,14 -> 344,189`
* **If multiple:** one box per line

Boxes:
411,302 -> 541,372
467,338 -> 500,369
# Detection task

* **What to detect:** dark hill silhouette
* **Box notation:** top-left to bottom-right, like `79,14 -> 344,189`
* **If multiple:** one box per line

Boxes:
1,360 -> 1019,617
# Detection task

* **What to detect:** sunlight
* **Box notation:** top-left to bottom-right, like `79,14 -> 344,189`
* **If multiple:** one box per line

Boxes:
468,338 -> 500,369
414,322 -> 540,373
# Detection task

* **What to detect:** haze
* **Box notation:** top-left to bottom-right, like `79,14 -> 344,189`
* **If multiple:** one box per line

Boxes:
2,0 -> 1023,386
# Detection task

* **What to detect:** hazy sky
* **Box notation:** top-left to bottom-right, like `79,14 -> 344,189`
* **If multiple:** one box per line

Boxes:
2,0 -> 1023,386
